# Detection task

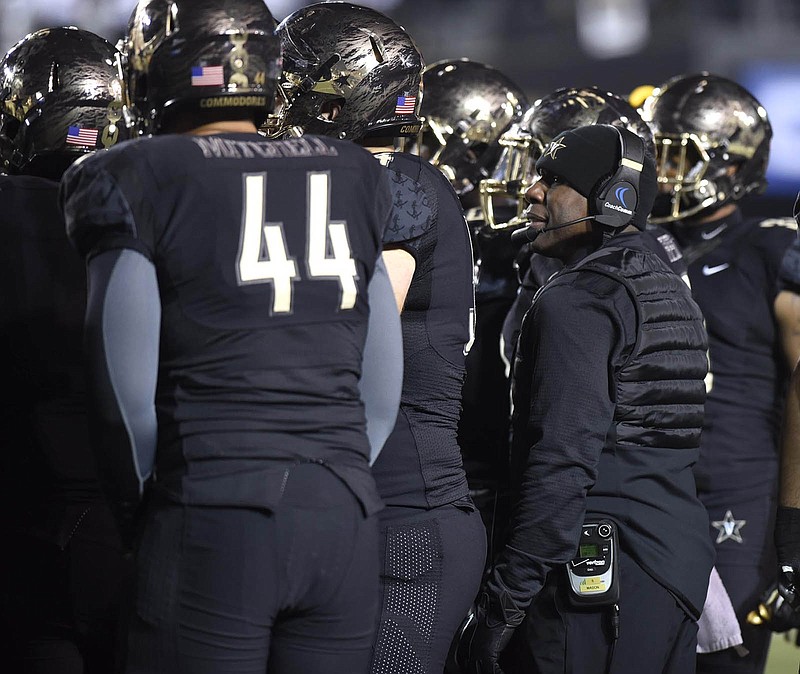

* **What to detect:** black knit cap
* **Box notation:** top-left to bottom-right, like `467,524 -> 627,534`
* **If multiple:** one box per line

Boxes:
535,124 -> 657,229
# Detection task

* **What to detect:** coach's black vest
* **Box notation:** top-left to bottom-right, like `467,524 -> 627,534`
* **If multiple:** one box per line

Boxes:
557,244 -> 714,617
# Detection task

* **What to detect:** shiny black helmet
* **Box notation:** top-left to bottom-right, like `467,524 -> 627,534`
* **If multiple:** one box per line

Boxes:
414,59 -> 528,195
642,72 -> 772,223
270,2 -> 423,141
124,0 -> 281,134
480,86 -> 654,230
0,26 -> 129,179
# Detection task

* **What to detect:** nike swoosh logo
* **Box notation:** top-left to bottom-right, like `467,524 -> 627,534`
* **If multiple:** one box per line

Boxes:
702,263 -> 730,276
701,224 -> 728,240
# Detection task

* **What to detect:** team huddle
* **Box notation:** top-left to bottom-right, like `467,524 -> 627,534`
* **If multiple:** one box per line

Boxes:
2,1 -> 800,674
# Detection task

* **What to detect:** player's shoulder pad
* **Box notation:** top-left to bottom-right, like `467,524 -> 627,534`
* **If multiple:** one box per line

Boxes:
749,215 -> 798,258
758,216 -> 798,232
382,152 -> 438,245
59,145 -> 141,259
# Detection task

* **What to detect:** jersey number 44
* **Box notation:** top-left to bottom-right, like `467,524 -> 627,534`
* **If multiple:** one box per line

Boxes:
236,171 -> 358,314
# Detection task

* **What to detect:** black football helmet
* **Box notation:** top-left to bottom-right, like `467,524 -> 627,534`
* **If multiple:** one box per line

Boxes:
413,59 -> 528,195
124,0 -> 281,134
479,86 -> 655,230
269,2 -> 423,141
642,72 -> 772,223
0,27 -> 130,179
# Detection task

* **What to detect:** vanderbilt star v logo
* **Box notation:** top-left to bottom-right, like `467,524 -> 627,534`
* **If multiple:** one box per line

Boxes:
712,510 -> 746,544
543,138 -> 566,160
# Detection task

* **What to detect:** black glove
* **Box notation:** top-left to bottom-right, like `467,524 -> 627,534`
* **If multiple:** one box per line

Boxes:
775,506 -> 800,611
747,507 -> 800,633
746,581 -> 800,633
453,590 -> 525,674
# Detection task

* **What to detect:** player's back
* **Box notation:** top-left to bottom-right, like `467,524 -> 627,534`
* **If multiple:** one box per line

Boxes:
62,133 -> 391,507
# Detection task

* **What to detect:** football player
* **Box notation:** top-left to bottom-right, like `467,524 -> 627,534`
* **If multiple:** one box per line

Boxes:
59,1 -> 402,672
643,72 -> 800,674
415,59 -> 528,555
0,26 -> 132,673
274,5 -> 486,674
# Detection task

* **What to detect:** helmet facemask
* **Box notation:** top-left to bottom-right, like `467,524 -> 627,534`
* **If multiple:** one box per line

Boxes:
479,125 -> 544,231
650,132 -> 718,222
419,116 -> 502,195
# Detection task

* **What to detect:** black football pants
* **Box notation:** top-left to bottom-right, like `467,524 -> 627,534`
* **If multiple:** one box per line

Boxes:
696,491 -> 776,674
369,501 -> 487,674
126,463 -> 380,674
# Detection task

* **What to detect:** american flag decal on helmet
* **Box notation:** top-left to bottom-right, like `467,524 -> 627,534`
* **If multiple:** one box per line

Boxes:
191,65 -> 224,87
66,126 -> 98,147
394,95 -> 416,115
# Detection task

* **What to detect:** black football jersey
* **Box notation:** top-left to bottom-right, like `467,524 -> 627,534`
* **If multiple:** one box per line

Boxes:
0,174 -> 99,544
61,133 -> 392,511
370,152 -> 475,507
672,211 -> 797,496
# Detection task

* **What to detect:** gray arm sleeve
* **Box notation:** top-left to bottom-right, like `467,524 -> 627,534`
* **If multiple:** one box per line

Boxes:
85,249 -> 160,504
360,256 -> 403,464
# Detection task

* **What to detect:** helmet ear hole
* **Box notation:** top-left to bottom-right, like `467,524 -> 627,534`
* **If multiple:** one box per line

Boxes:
319,98 -> 344,122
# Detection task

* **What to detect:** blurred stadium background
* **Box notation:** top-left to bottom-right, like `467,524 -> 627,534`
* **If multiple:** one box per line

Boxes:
2,0 -> 799,216
1,0 -> 799,668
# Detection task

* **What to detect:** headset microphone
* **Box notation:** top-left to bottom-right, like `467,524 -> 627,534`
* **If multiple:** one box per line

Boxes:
510,215 -> 597,246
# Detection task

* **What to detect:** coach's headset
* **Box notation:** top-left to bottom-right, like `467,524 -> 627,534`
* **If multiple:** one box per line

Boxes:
592,125 -> 645,229
512,125 -> 646,245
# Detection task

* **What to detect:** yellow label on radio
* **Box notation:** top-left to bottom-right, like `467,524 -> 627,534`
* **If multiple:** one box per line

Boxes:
579,577 -> 607,594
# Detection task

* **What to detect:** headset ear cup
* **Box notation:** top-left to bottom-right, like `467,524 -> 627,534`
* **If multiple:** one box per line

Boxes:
596,179 -> 639,228
593,126 -> 644,228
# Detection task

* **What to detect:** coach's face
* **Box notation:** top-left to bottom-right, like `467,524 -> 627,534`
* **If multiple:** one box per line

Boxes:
522,170 -> 595,264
